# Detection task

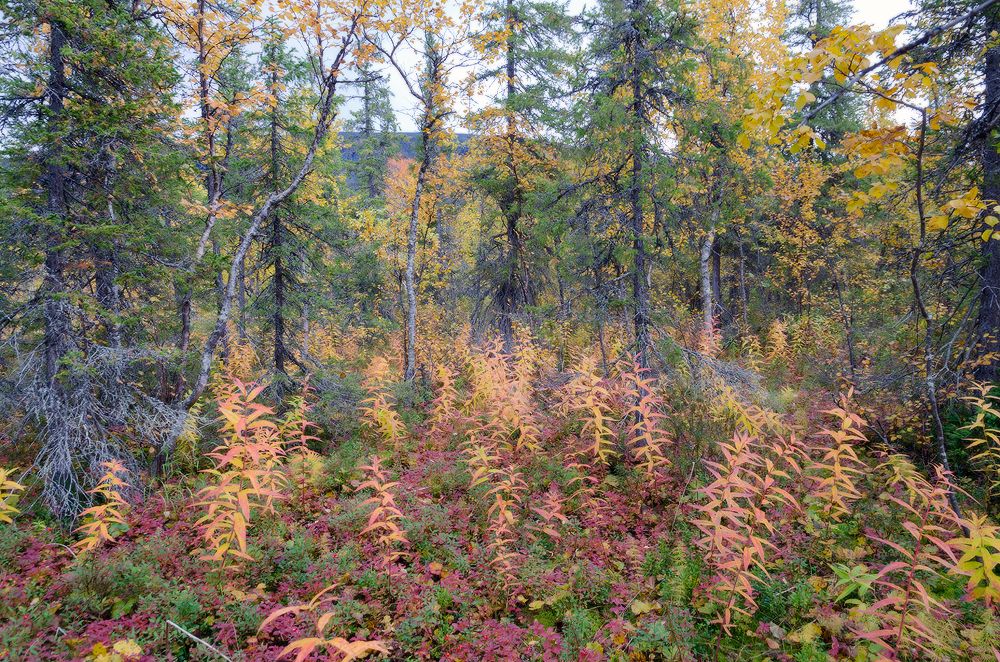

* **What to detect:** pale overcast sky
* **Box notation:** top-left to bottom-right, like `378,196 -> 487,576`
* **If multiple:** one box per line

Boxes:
372,0 -> 913,132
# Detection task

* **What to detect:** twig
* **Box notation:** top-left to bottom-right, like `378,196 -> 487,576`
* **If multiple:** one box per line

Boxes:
166,620 -> 232,661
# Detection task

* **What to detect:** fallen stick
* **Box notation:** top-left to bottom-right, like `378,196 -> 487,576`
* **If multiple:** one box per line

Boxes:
166,620 -> 232,661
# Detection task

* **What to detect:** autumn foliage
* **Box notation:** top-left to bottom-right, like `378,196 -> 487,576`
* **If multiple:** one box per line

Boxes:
2,0 -> 1000,659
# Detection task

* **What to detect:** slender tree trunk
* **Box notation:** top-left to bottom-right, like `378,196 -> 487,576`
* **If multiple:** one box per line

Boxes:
43,20 -> 69,396
976,4 -> 1000,381
269,63 -> 288,379
499,203 -> 523,352
175,0 -> 222,393
273,212 -> 286,376
737,233 -> 749,326
299,247 -> 311,364
236,258 -> 247,341
912,112 -> 961,518
94,241 -> 122,350
700,227 -> 716,343
711,238 -> 725,325
629,29 -> 650,370
40,18 -> 80,517
404,141 -> 429,381
832,268 -> 858,382
496,0 -> 528,353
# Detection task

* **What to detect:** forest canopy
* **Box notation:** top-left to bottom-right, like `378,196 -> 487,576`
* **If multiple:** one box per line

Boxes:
1,0 -> 1000,659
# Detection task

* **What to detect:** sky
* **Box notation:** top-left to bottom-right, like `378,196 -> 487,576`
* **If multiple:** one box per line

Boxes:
372,0 -> 914,132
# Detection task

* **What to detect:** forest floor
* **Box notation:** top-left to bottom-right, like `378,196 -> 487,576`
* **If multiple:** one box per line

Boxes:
0,340 -> 997,661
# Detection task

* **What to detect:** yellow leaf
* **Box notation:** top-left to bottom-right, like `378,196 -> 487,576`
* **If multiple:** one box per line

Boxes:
795,91 -> 816,110
112,640 -> 142,659
630,599 -> 656,615
928,215 -> 949,232
786,622 -> 821,644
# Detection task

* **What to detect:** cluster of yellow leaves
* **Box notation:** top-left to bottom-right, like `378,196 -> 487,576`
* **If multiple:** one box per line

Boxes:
154,0 -> 267,156
951,514 -> 1000,604
87,639 -> 142,661
765,318 -> 788,364
0,466 -> 24,524
74,461 -> 130,555
709,381 -> 786,439
845,125 -> 908,185
173,401 -> 204,474
742,17 -> 960,158
306,324 -> 364,365
761,160 -> 831,302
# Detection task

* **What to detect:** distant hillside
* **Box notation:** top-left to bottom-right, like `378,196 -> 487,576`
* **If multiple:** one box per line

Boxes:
339,131 -> 471,162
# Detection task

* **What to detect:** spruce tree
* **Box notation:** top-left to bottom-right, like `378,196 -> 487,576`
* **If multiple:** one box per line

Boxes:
573,0 -> 695,368
470,0 -> 573,348
349,66 -> 399,204
0,0 -> 183,516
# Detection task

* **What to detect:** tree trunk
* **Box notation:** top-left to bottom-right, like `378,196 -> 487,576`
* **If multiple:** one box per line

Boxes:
152,38 -> 353,472
976,4 -> 1000,381
175,0 -> 223,393
498,203 -> 522,353
832,268 -> 858,382
404,142 -> 429,381
497,0 -> 526,354
737,233 -> 749,326
700,227 -> 716,343
94,243 -> 122,350
711,238 -> 726,325
300,247 -> 311,364
273,210 -> 287,376
629,25 -> 650,370
41,18 -> 80,517
912,112 -> 961,518
43,19 -> 68,383
269,65 -> 288,379
236,258 -> 247,341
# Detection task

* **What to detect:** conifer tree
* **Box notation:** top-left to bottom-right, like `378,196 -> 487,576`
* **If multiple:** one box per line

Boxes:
0,0 -> 183,516
573,0 -> 695,368
348,66 -> 399,203
470,0 -> 573,349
